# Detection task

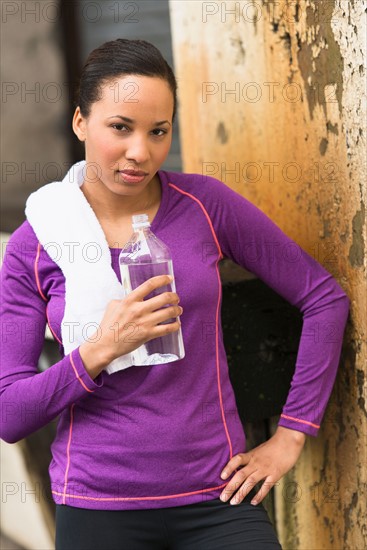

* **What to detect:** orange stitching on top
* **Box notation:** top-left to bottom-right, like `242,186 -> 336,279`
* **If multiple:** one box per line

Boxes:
35,242 -> 62,344
168,183 -> 223,259
34,242 -> 47,302
214,260 -> 233,459
70,350 -> 94,393
280,414 -> 320,429
53,481 -> 229,502
168,182 -> 233,460
45,306 -> 62,345
62,404 -> 74,504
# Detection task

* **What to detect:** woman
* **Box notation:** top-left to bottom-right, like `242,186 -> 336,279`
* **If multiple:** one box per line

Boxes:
0,39 -> 349,549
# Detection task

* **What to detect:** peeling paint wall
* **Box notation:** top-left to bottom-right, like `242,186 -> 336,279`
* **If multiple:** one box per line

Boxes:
169,1 -> 366,548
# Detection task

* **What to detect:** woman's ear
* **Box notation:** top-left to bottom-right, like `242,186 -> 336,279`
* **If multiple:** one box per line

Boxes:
72,106 -> 86,142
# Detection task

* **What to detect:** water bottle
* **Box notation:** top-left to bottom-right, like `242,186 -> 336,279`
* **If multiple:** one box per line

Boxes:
118,214 -> 185,366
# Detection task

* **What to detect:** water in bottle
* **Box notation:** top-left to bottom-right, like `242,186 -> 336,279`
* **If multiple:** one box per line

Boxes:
119,214 -> 185,366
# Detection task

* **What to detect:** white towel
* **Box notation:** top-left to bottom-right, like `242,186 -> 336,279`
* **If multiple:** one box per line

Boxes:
25,160 -> 142,375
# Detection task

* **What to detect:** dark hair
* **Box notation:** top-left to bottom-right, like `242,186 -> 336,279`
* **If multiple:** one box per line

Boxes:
76,39 -> 178,121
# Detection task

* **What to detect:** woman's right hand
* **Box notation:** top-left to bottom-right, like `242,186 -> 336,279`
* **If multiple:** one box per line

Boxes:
79,275 -> 183,378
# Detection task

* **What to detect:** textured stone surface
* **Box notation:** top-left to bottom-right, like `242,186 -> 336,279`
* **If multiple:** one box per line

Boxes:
170,1 -> 366,548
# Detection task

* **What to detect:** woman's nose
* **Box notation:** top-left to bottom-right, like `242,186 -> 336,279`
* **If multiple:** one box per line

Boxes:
124,135 -> 150,165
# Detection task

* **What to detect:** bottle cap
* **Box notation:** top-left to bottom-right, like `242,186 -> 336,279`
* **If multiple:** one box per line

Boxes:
132,213 -> 150,229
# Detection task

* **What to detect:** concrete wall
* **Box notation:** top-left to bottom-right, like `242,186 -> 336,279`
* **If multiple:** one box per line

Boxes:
169,1 -> 366,548
1,1 -> 70,232
1,2 -> 70,547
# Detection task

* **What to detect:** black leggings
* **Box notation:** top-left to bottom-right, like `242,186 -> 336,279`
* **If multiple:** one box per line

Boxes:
55,493 -> 282,550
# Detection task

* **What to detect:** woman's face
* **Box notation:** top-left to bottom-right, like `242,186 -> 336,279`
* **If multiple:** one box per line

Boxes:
72,75 -> 174,196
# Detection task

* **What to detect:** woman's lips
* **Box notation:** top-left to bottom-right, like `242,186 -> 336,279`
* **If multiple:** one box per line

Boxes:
117,170 -> 148,184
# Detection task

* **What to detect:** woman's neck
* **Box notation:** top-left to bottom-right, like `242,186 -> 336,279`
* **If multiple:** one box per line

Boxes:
80,173 -> 161,223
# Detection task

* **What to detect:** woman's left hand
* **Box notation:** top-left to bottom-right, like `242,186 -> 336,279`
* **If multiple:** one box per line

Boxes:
219,426 -> 306,506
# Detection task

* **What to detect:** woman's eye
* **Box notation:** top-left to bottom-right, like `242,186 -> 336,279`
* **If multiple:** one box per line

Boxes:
110,125 -> 167,136
152,128 -> 167,136
111,124 -> 129,131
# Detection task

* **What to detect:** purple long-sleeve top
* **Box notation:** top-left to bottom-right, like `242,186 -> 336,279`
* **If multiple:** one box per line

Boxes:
0,169 -> 349,510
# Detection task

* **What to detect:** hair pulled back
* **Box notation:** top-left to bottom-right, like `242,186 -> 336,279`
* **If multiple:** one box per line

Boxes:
76,39 -> 178,121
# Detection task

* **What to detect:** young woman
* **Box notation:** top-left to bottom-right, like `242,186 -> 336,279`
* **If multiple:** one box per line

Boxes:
0,39 -> 349,549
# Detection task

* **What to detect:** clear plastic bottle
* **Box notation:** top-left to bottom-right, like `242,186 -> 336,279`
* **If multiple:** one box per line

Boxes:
118,214 -> 185,366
